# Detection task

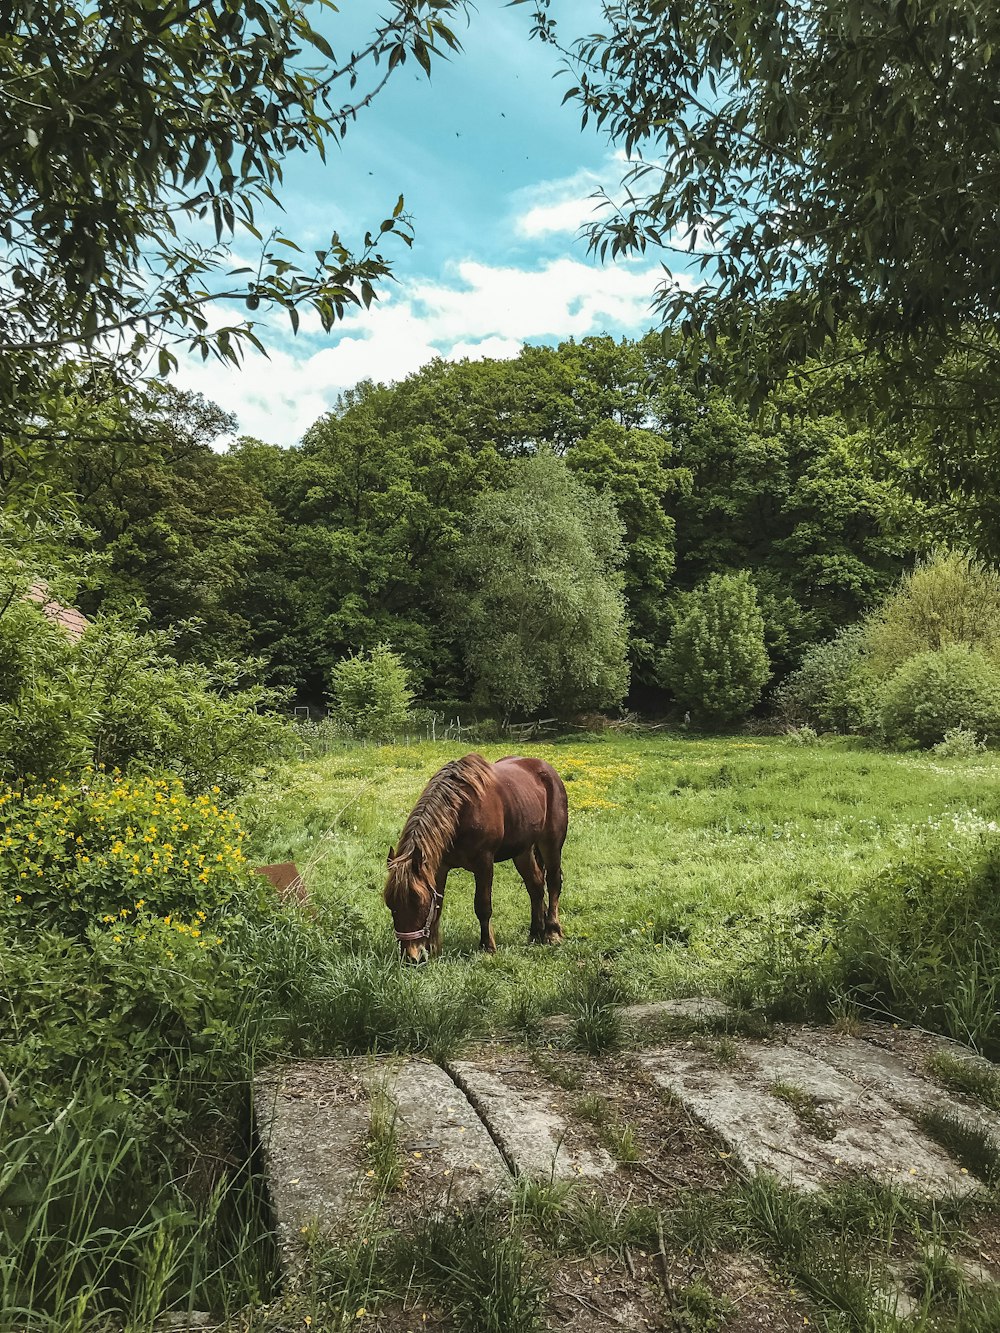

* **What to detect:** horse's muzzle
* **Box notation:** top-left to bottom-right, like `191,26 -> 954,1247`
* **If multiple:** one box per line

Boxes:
400,942 -> 430,966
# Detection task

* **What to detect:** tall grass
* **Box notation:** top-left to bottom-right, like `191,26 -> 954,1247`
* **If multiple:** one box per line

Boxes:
0,1088 -> 275,1331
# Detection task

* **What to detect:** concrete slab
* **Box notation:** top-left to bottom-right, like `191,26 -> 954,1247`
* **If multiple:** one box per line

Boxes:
640,1042 -> 975,1195
541,995 -> 733,1041
375,1058 -> 511,1204
448,1056 -> 615,1182
621,997 -> 734,1027
787,1032 -> 1000,1141
254,1061 -> 370,1267
254,1056 -> 510,1272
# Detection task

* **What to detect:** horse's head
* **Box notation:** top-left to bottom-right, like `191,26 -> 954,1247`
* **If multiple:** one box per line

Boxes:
384,845 -> 439,965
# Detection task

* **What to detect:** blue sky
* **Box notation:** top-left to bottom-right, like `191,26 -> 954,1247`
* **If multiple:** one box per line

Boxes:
176,2 -> 688,446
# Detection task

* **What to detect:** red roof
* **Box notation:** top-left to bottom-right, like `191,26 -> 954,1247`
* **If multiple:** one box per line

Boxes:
25,581 -> 90,643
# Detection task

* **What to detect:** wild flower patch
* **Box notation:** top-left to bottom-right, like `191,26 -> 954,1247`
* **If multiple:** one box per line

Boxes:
0,770 -> 250,938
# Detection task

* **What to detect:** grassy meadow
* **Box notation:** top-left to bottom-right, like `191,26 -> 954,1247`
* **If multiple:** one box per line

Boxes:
247,732 -> 1000,1028
8,731 -> 1000,1331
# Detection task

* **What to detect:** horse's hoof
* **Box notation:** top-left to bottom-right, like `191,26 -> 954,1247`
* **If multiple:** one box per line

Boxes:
544,927 -> 563,944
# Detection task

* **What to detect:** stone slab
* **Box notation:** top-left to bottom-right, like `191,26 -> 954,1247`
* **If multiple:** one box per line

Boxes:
448,1057 -> 615,1182
254,1061 -> 370,1267
254,1057 -> 510,1271
375,1058 -> 511,1204
541,995 -> 733,1040
622,997 -> 733,1026
787,1032 -> 1000,1142
640,1042 -> 976,1195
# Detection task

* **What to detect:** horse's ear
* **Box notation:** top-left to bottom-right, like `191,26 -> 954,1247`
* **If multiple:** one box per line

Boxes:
387,845 -> 396,867
411,845 -> 422,873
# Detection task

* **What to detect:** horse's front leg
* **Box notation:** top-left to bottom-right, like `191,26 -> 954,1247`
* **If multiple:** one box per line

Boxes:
430,865 -> 448,956
473,859 -> 496,954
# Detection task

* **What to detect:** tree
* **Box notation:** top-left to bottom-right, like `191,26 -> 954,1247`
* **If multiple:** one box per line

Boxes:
566,419 -> 686,681
517,2 -> 1000,409
661,571 -> 770,723
456,450 -> 630,717
328,642 -> 415,741
1,0 -> 468,463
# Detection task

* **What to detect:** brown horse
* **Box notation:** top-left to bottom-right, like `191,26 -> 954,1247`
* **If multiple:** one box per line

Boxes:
384,753 -> 568,964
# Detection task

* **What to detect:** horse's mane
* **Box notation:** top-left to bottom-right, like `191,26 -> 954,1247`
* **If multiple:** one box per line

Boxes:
384,753 -> 494,910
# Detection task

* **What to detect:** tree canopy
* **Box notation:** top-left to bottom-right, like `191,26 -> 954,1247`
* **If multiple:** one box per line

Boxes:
1,0 -> 467,464
518,1 -> 1000,410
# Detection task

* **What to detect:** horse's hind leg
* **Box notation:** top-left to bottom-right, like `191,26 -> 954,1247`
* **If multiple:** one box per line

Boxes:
536,839 -> 564,943
514,849 -> 546,943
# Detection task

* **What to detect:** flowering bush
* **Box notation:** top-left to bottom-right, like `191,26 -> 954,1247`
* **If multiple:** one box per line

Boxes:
0,771 -> 252,939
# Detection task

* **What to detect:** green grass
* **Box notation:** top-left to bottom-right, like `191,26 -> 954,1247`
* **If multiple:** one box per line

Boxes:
770,1080 -> 837,1140
925,1049 -> 1000,1111
365,1083 -> 404,1194
245,733 -> 1000,1025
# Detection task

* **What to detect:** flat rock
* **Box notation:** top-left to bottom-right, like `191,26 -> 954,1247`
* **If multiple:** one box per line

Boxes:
254,1061 -> 370,1267
375,1058 -> 510,1203
541,995 -> 732,1039
640,1042 -> 976,1195
448,1056 -> 615,1181
787,1032 -> 1000,1141
254,1057 -> 510,1270
621,997 -> 733,1026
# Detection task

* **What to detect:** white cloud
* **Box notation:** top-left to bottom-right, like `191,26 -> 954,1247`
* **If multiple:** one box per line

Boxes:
513,162 -> 620,239
173,254 -> 688,447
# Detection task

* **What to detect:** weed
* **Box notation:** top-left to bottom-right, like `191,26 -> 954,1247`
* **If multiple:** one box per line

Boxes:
770,1081 -> 837,1141
514,1176 -> 577,1239
573,1093 -> 604,1124
912,1242 -> 965,1305
403,1205 -> 546,1333
611,1123 -> 640,1163
924,1049 -> 1000,1112
674,1277 -> 735,1331
563,963 -> 626,1056
712,1037 -> 740,1065
829,997 -> 864,1037
530,1051 -> 583,1092
912,1106 -> 1000,1185
365,1084 -> 404,1193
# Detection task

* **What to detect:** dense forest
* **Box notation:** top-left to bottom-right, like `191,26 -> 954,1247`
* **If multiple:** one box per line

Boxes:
8,330 -> 960,722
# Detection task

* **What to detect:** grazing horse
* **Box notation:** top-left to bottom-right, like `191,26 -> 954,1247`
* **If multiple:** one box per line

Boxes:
384,753 -> 568,964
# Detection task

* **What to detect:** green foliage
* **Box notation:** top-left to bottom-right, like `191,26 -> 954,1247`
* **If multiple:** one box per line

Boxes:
0,1085 -> 273,1330
877,646 -> 1000,747
932,725 -> 988,759
0,772 -> 251,940
328,642 -> 415,741
520,2 -> 1000,412
2,1 -> 468,463
0,600 -> 288,793
566,417 -> 687,678
865,548 -> 1000,679
774,624 -> 871,732
457,450 -> 631,717
662,571 -> 771,722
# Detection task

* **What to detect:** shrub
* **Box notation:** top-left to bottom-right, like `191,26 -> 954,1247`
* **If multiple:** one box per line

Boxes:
932,725 -> 988,759
773,624 -> 871,732
728,818 -> 1000,1054
0,772 -> 255,939
0,605 -> 290,795
835,822 -> 1000,1054
661,571 -> 771,723
877,645 -> 1000,747
328,642 -> 414,741
864,547 -> 1000,679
